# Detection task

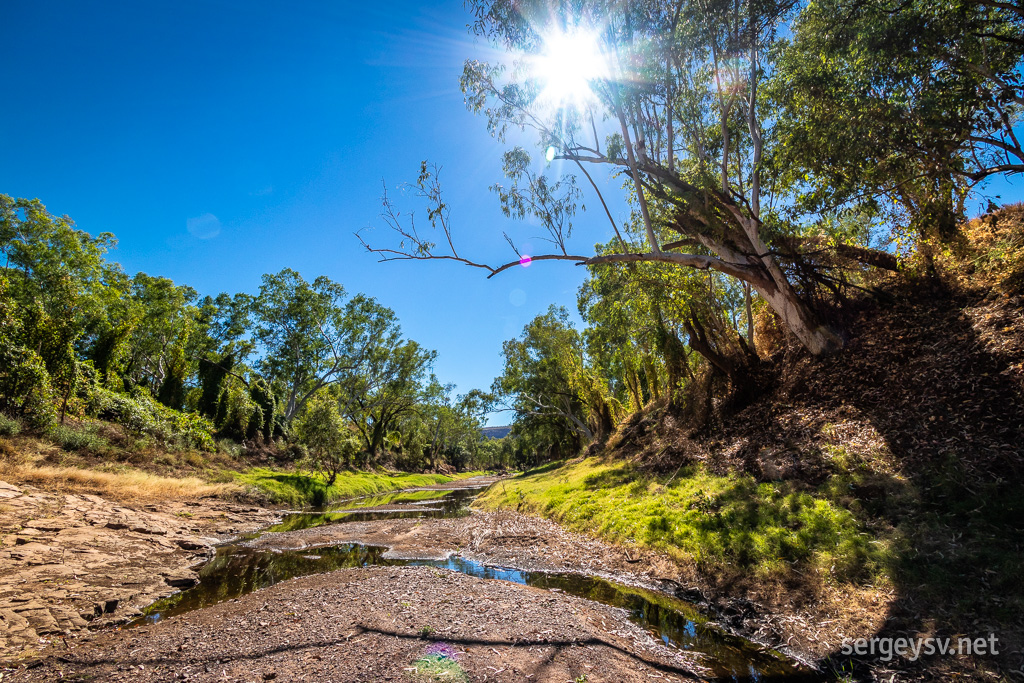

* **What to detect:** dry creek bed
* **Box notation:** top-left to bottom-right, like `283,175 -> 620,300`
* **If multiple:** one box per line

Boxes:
0,478 -> 810,681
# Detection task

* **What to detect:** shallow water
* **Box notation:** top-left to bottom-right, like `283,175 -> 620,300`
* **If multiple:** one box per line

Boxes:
136,483 -> 816,681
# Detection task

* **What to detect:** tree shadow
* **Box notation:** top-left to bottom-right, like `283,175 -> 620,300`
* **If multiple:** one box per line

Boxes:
720,288 -> 1024,679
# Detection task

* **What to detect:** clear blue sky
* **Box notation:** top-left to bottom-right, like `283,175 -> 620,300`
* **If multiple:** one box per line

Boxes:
1,1 -> 1019,427
0,0 -> 627,425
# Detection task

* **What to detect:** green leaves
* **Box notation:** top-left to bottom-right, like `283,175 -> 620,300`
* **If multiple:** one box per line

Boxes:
772,0 -> 1023,227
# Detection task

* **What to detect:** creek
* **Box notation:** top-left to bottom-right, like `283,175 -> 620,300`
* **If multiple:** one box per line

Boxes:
135,480 -> 816,681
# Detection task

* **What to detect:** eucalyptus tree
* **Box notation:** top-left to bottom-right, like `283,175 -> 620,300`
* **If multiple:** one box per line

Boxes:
118,273 -> 200,399
0,194 -> 114,326
493,305 -> 621,450
293,391 -> 360,485
0,195 -> 117,414
339,338 -> 437,459
252,269 -> 400,423
773,0 -> 1023,239
361,0 -> 901,356
420,382 -> 489,471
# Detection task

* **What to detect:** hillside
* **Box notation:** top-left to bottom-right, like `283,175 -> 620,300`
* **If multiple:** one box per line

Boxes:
481,425 -> 512,440
478,206 -> 1024,680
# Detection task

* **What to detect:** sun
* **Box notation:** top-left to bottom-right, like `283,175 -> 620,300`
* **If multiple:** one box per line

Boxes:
532,29 -> 607,105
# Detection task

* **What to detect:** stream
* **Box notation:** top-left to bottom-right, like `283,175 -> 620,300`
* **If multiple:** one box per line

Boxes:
135,479 -> 817,682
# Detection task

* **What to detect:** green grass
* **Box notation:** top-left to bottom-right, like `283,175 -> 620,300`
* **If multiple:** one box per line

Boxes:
235,468 -> 484,507
411,655 -> 467,683
47,423 -> 113,455
0,413 -> 22,437
476,457 -> 890,582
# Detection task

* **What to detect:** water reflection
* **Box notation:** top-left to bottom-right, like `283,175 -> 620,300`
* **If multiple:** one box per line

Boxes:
134,484 -> 815,681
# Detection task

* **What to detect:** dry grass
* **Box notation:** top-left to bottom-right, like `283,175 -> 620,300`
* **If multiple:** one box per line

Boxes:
0,460 -> 241,503
0,434 -> 242,503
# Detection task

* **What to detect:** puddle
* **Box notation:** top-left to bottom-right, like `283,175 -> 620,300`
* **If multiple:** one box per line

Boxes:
135,481 -> 816,681
264,487 -> 480,531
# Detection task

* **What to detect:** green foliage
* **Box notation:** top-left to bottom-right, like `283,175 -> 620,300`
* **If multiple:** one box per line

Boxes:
47,423 -> 112,455
0,341 -> 57,429
215,384 -> 258,442
0,194 -> 473,472
91,386 -> 215,451
0,194 -> 114,327
339,335 -> 437,458
0,412 -> 22,437
253,270 -> 406,424
492,305 -> 622,461
198,353 -> 234,419
157,344 -> 188,410
293,392 -> 359,485
0,277 -> 56,428
773,0 -> 1023,230
248,377 -> 277,442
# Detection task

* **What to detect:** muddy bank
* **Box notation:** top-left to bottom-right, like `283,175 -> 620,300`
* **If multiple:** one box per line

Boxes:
0,480 -> 277,660
9,566 -> 708,682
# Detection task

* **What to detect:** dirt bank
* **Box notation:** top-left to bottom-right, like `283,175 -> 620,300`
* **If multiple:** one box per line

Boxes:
7,566 -> 707,682
0,479 -> 277,661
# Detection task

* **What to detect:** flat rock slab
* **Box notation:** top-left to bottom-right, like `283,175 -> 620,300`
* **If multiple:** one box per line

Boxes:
0,480 -> 278,662
7,566 -> 707,682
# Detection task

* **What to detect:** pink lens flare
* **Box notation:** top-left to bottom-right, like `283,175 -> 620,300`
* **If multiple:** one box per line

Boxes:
519,255 -> 533,267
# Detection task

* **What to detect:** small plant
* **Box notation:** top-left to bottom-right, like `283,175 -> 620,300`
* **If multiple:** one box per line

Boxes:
418,625 -> 434,638
574,675 -> 589,683
410,642 -> 466,682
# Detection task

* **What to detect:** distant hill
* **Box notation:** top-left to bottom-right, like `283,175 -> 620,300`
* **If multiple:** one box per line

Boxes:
481,426 -> 512,440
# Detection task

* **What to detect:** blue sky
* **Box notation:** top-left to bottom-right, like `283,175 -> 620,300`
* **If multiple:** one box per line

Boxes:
0,0 -> 627,424
1,1 -> 1020,426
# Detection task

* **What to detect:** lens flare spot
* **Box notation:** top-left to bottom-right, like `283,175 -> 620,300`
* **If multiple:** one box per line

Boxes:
519,255 -> 533,267
533,29 -> 607,105
545,146 -> 556,162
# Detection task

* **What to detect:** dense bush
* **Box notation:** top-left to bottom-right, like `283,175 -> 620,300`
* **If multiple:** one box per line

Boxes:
47,423 -> 111,454
0,340 -> 58,429
0,412 -> 22,437
90,386 -> 215,451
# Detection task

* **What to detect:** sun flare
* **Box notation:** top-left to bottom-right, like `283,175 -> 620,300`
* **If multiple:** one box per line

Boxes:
533,29 -> 607,105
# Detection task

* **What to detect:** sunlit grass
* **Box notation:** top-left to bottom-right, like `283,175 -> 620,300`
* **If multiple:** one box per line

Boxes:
476,456 -> 890,583
235,468 -> 484,508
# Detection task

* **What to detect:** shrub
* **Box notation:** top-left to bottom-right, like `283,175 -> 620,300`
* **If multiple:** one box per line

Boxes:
0,412 -> 22,437
0,341 -> 57,430
48,423 -> 111,454
215,385 -> 259,442
90,386 -> 215,451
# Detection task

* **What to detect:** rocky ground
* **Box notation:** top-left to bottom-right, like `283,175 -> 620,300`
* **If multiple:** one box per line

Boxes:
0,479 -> 277,661
7,566 -> 707,683
0,476 -> 814,681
